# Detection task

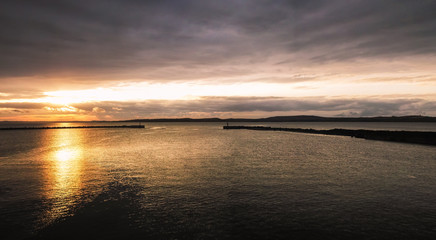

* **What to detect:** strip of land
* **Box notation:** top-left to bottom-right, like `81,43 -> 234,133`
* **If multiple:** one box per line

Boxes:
0,125 -> 145,130
123,115 -> 436,122
223,126 -> 436,146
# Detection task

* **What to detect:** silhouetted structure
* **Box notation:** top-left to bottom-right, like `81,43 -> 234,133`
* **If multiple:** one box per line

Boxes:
0,125 -> 145,131
223,125 -> 436,146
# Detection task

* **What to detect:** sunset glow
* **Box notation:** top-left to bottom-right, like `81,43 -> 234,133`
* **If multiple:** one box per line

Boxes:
2,2 -> 436,239
1,1 -> 435,120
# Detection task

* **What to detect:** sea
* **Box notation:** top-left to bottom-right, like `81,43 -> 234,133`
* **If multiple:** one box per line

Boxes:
1,122 -> 436,239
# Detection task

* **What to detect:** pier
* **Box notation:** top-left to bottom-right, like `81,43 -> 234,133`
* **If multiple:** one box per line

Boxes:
0,125 -> 145,131
223,125 -> 436,146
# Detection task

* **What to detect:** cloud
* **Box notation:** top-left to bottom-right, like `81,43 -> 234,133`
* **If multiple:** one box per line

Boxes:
0,87 -> 47,100
2,95 -> 435,120
1,0 -> 435,82
1,1 -> 435,120
0,102 -> 46,109
92,107 -> 106,113
65,96 -> 436,119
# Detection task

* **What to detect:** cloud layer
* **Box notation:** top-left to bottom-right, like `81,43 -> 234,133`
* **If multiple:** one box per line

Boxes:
1,96 -> 435,120
1,0 -> 435,80
1,0 -> 436,120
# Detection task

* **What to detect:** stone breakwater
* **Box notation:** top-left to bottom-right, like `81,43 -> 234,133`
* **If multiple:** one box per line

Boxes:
0,125 -> 145,130
223,125 -> 436,146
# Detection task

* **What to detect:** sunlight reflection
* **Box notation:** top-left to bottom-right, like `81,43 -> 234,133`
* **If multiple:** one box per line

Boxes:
55,148 -> 78,162
41,129 -> 84,226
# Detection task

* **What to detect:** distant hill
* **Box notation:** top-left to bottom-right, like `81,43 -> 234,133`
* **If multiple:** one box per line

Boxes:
122,115 -> 436,122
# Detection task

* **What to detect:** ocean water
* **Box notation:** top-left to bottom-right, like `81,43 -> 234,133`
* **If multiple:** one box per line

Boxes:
1,122 -> 436,239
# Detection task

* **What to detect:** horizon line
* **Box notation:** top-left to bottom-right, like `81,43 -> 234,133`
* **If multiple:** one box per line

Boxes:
2,115 -> 436,123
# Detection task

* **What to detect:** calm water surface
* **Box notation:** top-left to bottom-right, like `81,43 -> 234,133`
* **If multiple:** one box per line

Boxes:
1,122 -> 436,239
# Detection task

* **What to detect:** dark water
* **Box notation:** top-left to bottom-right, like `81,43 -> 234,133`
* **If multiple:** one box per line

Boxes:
1,122 -> 436,239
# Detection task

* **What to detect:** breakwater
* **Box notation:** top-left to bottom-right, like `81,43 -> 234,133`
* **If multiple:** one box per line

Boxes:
0,125 -> 145,130
223,126 -> 436,146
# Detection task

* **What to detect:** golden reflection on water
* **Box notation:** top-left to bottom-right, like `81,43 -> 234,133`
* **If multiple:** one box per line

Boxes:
41,129 -> 84,224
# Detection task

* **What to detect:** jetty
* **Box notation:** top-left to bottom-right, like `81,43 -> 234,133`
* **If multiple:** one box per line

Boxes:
0,125 -> 145,131
223,125 -> 436,146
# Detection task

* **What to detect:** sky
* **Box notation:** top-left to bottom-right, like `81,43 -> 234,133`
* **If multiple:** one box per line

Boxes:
1,0 -> 436,121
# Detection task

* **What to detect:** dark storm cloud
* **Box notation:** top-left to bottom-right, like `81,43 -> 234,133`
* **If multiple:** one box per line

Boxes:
1,0 -> 435,80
